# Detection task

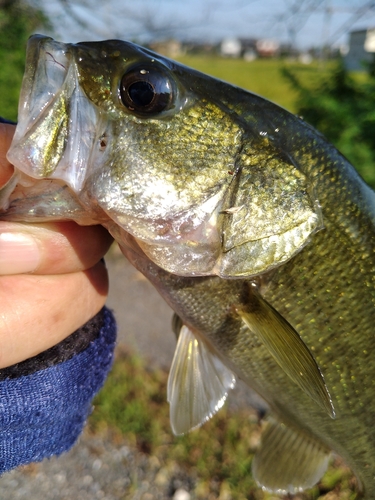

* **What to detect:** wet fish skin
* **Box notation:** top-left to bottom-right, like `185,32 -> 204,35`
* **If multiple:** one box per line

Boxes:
2,35 -> 375,496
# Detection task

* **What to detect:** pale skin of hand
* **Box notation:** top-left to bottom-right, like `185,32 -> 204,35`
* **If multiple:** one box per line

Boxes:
0,123 -> 114,368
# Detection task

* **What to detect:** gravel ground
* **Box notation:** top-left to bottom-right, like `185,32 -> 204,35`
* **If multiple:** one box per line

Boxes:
0,249 -> 265,499
0,429 -> 195,500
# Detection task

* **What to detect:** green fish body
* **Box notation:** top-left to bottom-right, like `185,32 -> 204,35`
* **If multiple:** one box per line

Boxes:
2,35 -> 375,497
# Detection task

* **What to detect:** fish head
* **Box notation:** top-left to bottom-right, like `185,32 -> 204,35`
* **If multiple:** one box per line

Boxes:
5,35 -> 322,277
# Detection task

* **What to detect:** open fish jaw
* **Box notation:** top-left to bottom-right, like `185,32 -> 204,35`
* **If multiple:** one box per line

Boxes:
9,35 -> 104,193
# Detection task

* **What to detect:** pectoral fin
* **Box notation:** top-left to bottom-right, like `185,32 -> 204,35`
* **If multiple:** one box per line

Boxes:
253,417 -> 331,494
167,322 -> 236,436
238,288 -> 335,418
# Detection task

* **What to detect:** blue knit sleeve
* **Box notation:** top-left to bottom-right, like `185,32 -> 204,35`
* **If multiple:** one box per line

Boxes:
0,306 -> 116,473
0,117 -> 16,124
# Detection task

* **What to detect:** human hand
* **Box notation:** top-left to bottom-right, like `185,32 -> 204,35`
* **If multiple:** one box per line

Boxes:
0,123 -> 113,368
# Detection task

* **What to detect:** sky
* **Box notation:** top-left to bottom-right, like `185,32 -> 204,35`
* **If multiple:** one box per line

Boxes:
40,0 -> 375,50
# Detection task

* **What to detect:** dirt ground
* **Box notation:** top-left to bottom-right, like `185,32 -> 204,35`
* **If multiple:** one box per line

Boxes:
106,246 -> 176,369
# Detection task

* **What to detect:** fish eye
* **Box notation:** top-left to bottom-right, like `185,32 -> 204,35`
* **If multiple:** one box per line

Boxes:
120,63 -> 175,116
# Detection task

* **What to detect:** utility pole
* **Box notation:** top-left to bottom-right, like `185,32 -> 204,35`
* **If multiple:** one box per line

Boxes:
321,0 -> 332,59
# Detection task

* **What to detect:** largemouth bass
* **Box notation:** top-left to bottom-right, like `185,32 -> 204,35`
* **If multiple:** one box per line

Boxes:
1,34 -> 375,497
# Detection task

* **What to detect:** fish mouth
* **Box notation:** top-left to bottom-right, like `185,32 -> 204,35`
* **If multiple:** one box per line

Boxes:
7,34 -> 103,193
13,35 -> 71,143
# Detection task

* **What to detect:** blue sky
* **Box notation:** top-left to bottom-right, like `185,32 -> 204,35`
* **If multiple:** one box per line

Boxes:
41,0 -> 375,50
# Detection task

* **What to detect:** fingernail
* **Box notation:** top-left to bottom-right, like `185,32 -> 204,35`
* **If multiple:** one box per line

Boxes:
0,232 -> 41,274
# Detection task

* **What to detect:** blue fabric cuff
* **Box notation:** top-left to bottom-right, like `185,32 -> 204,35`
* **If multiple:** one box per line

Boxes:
0,306 -> 116,473
0,117 -> 16,125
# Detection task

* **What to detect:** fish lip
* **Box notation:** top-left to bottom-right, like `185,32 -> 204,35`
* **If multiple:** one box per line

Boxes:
8,34 -> 72,161
8,35 -> 104,193
6,35 -> 72,186
17,35 -> 71,133
22,35 -> 50,96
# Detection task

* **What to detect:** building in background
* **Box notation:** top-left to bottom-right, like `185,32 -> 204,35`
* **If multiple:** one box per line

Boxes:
220,37 -> 279,59
148,39 -> 183,58
345,28 -> 375,71
220,37 -> 242,57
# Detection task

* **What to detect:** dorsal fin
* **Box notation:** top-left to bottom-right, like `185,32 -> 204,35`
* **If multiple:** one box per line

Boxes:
252,417 -> 331,494
238,287 -> 335,418
167,322 -> 236,436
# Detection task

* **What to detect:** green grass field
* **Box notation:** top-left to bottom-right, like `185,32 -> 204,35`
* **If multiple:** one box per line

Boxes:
175,56 -> 332,112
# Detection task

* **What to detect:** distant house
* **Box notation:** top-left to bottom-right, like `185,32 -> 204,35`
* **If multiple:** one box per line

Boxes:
183,41 -> 217,55
256,39 -> 280,58
220,37 -> 279,59
220,38 -> 242,58
345,28 -> 375,71
239,38 -> 258,60
148,40 -> 183,58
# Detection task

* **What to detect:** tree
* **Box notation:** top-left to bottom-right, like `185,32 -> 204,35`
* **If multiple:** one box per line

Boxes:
283,61 -> 375,189
0,0 -> 49,120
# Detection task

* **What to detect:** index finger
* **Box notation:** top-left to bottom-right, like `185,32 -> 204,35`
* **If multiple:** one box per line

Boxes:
0,220 -> 113,275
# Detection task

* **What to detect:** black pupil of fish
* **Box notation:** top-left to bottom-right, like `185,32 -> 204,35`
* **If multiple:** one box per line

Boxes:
128,81 -> 155,107
120,66 -> 174,114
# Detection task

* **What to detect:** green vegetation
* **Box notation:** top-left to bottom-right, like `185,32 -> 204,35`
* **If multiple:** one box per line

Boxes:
0,0 -> 49,120
176,55 -> 333,113
90,350 -> 357,499
283,61 -> 375,188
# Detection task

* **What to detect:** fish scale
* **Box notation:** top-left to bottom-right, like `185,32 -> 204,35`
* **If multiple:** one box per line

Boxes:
266,190 -> 375,465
